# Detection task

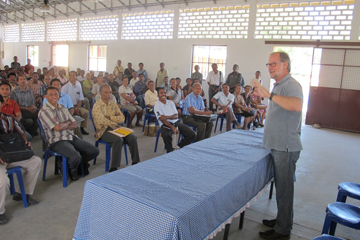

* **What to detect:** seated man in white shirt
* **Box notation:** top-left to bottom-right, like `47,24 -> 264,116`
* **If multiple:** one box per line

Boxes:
211,83 -> 241,131
154,88 -> 196,153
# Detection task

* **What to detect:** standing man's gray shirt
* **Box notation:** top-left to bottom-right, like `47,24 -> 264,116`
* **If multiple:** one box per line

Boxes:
263,74 -> 303,152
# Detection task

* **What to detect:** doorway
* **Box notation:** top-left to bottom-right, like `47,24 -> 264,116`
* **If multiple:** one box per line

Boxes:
273,46 -> 313,123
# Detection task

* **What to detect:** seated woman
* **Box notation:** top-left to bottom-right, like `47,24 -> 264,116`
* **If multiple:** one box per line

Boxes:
167,78 -> 184,117
182,78 -> 193,97
118,77 -> 143,128
233,85 -> 256,130
250,86 -> 267,127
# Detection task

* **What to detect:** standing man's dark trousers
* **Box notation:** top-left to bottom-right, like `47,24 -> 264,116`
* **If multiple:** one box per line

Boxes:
208,85 -> 220,112
21,109 -> 39,136
183,115 -> 213,142
160,121 -> 196,153
49,137 -> 100,177
100,127 -> 140,167
271,149 -> 301,235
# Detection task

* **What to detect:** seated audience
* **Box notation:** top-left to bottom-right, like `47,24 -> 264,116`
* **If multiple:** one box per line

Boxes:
10,75 -> 39,136
76,68 -> 81,76
91,75 -> 104,97
144,80 -> 158,114
133,73 -> 146,107
61,71 -> 89,135
92,85 -> 140,171
82,73 -> 94,102
58,69 -> 68,86
44,78 -> 83,139
142,78 -> 151,95
250,86 -> 267,127
77,70 -> 86,83
166,78 -> 184,117
0,71 -> 7,81
176,77 -> 182,91
26,72 -> 43,108
136,62 -> 148,80
39,74 -> 51,98
104,72 -> 110,82
211,83 -> 241,131
129,71 -> 139,87
108,73 -> 120,97
0,95 -> 41,225
25,68 -> 34,80
182,83 -> 213,142
241,85 -> 252,106
183,78 -> 193,97
154,88 -> 196,153
160,77 -> 170,92
24,59 -> 34,75
7,73 -> 18,90
118,78 -> 143,128
233,85 -> 256,130
90,71 -> 96,82
37,69 -> 44,81
115,72 -> 123,85
39,87 -> 99,180
1,83 -> 22,122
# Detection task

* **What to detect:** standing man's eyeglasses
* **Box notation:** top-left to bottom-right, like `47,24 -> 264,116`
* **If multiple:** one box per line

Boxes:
265,62 -> 283,68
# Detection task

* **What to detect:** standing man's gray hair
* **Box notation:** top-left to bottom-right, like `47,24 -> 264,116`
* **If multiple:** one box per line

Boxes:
270,51 -> 291,72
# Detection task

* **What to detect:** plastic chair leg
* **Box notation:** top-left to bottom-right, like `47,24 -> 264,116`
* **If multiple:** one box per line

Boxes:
93,141 -> 99,165
214,117 -> 219,133
329,221 -> 338,236
105,144 -> 111,172
14,169 -> 28,208
154,130 -> 160,152
142,116 -> 146,132
336,192 -> 347,203
322,215 -> 333,235
124,144 -> 128,165
8,174 -> 15,194
220,118 -> 224,132
42,153 -> 49,181
62,156 -> 68,188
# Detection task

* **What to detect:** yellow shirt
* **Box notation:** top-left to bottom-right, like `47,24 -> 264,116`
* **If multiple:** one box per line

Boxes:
113,65 -> 125,76
144,89 -> 158,106
156,69 -> 169,87
92,98 -> 125,140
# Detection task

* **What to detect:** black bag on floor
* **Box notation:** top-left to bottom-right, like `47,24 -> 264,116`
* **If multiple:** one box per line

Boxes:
0,133 -> 34,163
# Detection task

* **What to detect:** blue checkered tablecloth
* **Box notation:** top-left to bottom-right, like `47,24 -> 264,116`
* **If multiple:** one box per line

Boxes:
74,130 -> 273,240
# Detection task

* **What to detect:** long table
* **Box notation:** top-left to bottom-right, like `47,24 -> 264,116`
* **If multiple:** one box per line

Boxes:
74,130 -> 273,240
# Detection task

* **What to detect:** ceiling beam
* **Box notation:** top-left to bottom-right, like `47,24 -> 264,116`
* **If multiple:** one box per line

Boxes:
117,0 -> 131,11
78,1 -> 96,14
97,1 -> 112,12
52,4 -> 69,17
57,0 -> 81,16
6,0 -> 45,20
1,0 -> 34,21
156,0 -> 164,8
135,0 -> 147,9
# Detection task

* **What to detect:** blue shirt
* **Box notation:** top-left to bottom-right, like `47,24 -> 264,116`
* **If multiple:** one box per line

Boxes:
263,74 -> 303,152
43,92 -> 74,110
182,92 -> 205,116
133,81 -> 146,97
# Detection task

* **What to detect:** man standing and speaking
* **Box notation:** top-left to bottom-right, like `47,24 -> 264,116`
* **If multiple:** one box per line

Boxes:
253,52 -> 303,240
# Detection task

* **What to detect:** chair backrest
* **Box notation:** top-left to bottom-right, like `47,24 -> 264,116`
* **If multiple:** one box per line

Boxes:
37,119 -> 50,146
88,109 -> 97,132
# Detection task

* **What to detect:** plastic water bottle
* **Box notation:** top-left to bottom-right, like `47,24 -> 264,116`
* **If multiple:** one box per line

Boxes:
250,123 -> 254,131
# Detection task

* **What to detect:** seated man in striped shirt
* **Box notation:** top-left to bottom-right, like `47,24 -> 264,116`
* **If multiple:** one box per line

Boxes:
38,87 -> 99,181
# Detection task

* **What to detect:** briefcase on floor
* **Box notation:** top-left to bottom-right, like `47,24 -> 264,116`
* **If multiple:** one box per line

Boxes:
193,114 -> 217,123
0,133 -> 34,164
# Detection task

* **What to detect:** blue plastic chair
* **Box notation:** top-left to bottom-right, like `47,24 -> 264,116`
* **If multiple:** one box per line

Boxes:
336,182 -> 360,203
89,109 -> 128,172
214,114 -> 226,133
142,107 -> 155,132
7,166 -> 28,208
313,234 -> 344,240
121,109 -> 130,128
321,202 -> 360,236
38,119 -> 84,188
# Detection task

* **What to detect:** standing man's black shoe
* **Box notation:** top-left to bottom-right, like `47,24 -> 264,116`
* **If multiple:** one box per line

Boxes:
259,229 -> 290,240
0,213 -> 8,225
80,127 -> 89,135
262,219 -> 276,228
